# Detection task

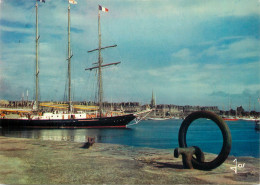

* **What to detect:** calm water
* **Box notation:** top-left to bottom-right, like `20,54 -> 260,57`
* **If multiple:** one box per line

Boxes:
0,119 -> 259,158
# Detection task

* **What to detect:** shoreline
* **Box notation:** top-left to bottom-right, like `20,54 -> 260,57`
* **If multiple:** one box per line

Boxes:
0,136 -> 259,184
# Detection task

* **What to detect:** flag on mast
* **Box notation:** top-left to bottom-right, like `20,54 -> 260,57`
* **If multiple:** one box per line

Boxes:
69,0 -> 77,4
99,5 -> 109,12
37,0 -> 45,3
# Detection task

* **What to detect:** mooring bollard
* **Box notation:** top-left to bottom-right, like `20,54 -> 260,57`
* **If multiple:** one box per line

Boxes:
174,146 -> 205,169
81,137 -> 95,149
88,137 -> 95,145
174,111 -> 232,170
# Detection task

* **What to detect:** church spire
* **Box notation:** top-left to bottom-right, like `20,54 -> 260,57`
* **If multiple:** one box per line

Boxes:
151,90 -> 156,108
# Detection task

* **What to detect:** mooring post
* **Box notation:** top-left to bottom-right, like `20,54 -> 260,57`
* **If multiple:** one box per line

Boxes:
81,137 -> 96,149
174,146 -> 205,169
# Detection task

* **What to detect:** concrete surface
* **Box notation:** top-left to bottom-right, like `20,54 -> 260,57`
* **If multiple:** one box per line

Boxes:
0,136 -> 259,184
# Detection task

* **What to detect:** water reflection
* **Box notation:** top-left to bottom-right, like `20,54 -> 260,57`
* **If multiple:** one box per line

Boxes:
0,119 -> 259,158
0,128 -> 133,143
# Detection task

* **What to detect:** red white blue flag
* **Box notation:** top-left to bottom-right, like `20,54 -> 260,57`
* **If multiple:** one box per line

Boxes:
99,5 -> 109,12
37,0 -> 45,3
69,0 -> 77,4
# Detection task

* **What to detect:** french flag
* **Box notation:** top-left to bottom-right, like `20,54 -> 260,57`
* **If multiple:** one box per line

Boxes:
99,5 -> 109,12
37,0 -> 45,3
69,0 -> 77,4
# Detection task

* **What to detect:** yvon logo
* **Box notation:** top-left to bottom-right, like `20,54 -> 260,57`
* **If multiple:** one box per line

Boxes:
230,159 -> 245,174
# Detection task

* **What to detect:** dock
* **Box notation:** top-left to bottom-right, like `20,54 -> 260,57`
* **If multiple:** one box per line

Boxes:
0,136 -> 259,184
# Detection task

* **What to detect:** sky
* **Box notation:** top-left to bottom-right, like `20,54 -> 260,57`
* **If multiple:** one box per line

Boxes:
0,0 -> 259,111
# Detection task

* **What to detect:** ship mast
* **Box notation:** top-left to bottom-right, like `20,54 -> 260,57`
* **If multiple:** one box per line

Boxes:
35,1 -> 39,111
67,3 -> 73,113
97,10 -> 103,117
86,6 -> 120,118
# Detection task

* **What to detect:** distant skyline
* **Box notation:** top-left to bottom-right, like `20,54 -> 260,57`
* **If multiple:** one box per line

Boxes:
0,0 -> 259,111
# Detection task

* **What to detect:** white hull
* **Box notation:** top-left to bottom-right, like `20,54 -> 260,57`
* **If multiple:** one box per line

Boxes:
240,117 -> 260,121
147,117 -> 172,121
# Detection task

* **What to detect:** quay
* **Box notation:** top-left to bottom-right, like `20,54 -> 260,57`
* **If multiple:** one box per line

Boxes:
0,136 -> 259,184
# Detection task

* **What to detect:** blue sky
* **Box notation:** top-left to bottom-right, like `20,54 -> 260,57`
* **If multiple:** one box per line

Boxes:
0,0 -> 259,111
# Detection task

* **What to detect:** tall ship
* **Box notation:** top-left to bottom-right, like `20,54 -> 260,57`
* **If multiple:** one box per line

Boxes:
0,1 -> 144,129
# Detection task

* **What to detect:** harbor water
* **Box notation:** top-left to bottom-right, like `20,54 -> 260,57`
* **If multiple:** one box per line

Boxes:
0,119 -> 259,158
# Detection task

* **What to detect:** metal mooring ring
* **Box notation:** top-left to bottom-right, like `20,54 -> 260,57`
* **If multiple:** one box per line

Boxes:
178,111 -> 232,170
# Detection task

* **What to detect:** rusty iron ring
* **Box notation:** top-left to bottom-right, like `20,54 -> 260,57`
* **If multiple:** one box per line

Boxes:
178,111 -> 232,170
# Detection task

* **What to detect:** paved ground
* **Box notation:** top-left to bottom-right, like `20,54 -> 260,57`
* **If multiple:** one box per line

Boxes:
0,136 -> 259,184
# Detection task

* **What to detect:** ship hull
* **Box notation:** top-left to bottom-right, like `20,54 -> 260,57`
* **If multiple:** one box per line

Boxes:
223,118 -> 239,121
0,114 -> 135,129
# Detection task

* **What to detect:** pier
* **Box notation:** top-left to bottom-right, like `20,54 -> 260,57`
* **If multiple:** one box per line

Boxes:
0,136 -> 259,184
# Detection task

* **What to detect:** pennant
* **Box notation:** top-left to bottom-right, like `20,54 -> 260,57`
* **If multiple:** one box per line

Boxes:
99,5 -> 109,12
69,0 -> 77,4
37,0 -> 45,3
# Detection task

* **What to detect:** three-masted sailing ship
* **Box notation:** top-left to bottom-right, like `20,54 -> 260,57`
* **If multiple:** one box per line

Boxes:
0,1 -> 137,129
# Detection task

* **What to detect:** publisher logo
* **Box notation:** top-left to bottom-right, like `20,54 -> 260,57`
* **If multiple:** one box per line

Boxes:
230,159 -> 245,174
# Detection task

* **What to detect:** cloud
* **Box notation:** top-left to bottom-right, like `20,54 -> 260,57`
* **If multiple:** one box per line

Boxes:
109,0 -> 260,20
171,48 -> 193,63
210,89 -> 260,110
210,89 -> 260,98
146,59 -> 259,97
201,37 -> 260,60
0,0 -> 259,111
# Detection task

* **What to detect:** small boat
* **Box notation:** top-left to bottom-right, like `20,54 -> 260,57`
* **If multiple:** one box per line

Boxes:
147,117 -> 172,121
147,97 -> 172,121
241,117 -> 258,121
222,117 -> 239,121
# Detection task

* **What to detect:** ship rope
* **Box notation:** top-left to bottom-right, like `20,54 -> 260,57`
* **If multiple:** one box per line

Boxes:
104,23 -> 150,105
85,12 -> 152,115
84,49 -> 99,105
